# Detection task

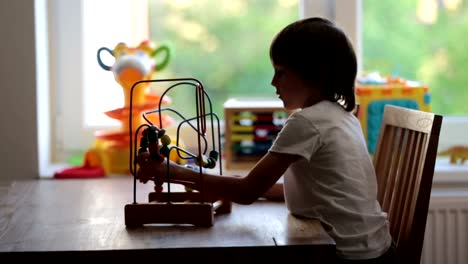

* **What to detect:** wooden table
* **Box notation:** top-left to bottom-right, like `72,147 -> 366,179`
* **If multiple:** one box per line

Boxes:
0,177 -> 335,262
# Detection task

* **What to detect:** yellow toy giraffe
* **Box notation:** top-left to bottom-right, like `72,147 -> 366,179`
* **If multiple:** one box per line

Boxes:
438,145 -> 468,165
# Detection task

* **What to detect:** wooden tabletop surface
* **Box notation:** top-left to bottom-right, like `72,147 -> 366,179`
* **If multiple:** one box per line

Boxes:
0,177 -> 335,262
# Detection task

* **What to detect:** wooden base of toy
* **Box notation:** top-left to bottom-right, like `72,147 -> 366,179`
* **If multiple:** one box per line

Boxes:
125,192 -> 231,227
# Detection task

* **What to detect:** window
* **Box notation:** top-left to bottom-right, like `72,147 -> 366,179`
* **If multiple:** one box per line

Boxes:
46,0 -> 467,180
51,0 -> 299,167
362,0 -> 468,116
359,0 -> 468,174
49,0 -> 149,164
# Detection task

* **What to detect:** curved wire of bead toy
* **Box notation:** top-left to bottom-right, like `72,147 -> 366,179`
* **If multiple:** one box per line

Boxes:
128,78 -> 222,204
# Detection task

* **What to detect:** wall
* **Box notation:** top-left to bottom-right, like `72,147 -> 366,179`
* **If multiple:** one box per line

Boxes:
0,0 -> 39,181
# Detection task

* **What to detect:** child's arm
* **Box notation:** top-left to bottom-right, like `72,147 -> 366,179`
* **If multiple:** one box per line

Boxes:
138,151 -> 298,204
261,182 -> 284,201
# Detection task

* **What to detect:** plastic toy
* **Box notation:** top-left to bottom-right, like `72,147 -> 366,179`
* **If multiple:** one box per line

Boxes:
124,78 -> 231,227
437,145 -> 468,164
55,40 -> 177,178
356,73 -> 431,155
223,98 -> 288,170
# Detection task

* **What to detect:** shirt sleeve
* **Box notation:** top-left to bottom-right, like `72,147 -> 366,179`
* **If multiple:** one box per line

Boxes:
269,113 -> 322,161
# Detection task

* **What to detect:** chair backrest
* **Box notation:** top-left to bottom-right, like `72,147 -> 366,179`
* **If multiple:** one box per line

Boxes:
373,105 -> 443,264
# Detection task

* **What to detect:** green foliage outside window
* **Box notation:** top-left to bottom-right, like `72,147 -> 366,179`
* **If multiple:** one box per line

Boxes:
149,0 -> 298,120
363,0 -> 468,115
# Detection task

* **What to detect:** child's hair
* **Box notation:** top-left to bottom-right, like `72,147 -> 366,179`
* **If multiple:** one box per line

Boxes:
270,17 -> 357,112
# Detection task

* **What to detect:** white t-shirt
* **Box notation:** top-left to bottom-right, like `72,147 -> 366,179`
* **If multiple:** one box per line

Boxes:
269,100 -> 392,260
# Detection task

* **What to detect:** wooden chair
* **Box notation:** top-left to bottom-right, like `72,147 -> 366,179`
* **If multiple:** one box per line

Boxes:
373,105 -> 443,264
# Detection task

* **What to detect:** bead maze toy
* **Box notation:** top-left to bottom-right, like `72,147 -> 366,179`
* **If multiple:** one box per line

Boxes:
223,98 -> 288,170
124,78 -> 231,227
356,73 -> 431,155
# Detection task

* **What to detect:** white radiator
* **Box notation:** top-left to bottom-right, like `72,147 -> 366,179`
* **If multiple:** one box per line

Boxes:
421,194 -> 468,264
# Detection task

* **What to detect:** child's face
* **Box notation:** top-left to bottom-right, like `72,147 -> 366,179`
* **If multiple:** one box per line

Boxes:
271,64 -> 317,110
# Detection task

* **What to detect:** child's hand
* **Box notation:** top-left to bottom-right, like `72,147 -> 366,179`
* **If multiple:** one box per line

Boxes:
136,152 -> 167,184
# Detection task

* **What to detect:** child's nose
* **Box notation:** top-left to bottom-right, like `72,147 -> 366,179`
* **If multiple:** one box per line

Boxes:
271,76 -> 277,87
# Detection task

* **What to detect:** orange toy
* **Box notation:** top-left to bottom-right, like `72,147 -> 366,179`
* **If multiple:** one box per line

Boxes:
55,40 -> 176,178
438,145 -> 468,164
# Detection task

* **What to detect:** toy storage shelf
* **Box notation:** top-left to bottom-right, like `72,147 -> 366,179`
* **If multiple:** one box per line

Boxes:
223,98 -> 288,170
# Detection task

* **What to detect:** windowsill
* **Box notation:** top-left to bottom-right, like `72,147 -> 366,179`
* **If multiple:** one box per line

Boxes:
433,157 -> 468,189
430,157 -> 468,195
40,163 -> 71,179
